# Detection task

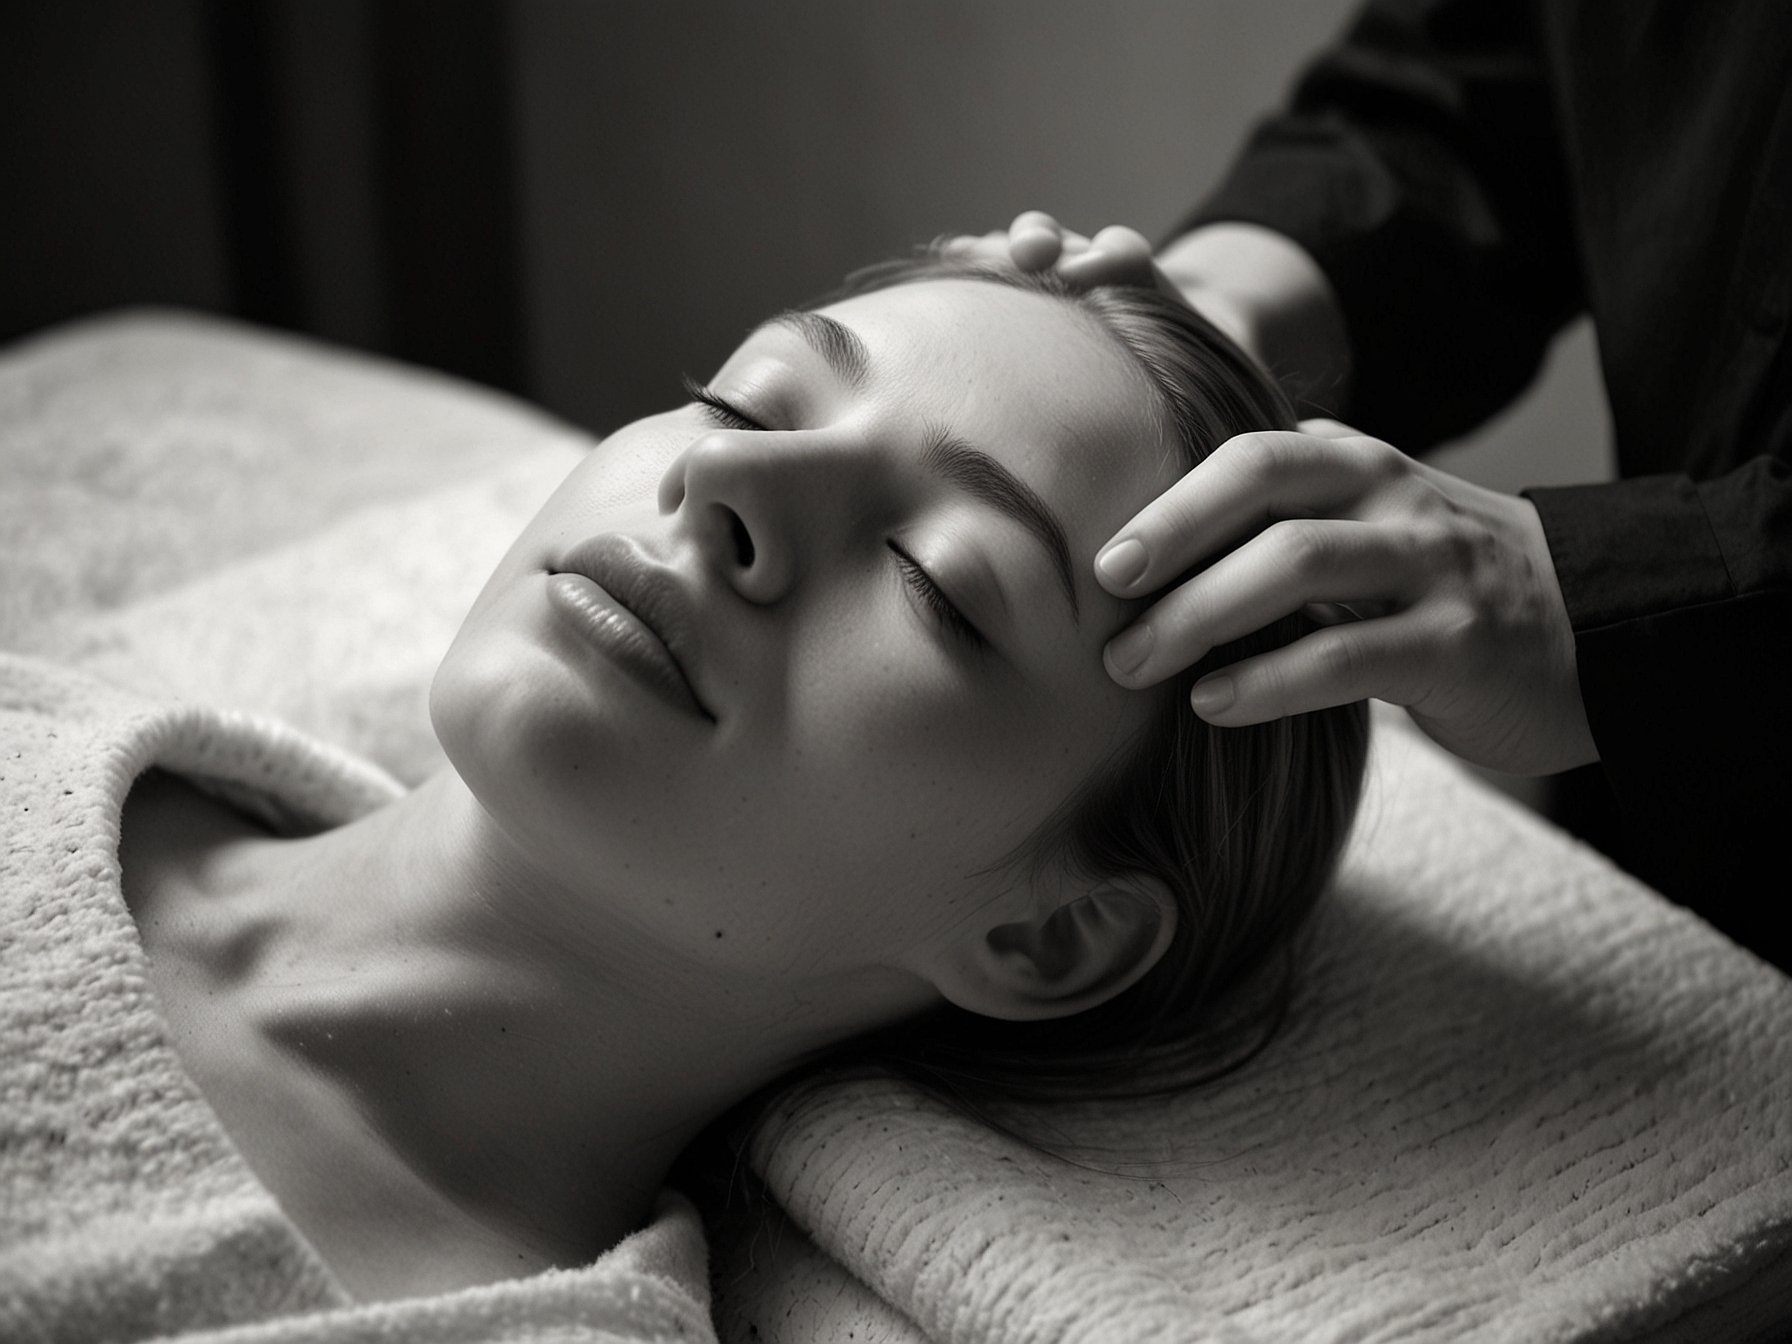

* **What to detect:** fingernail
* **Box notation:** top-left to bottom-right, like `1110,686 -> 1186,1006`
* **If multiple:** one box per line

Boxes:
1095,537 -> 1148,588
1189,676 -> 1234,716
1106,624 -> 1154,675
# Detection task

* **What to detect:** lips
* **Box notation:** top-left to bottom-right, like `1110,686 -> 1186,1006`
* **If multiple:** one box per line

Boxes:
547,535 -> 714,722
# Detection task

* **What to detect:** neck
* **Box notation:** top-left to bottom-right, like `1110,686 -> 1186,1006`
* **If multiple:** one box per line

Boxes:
189,770 -> 894,1268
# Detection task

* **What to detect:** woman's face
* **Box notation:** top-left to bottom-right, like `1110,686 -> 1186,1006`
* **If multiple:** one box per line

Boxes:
433,278 -> 1182,1000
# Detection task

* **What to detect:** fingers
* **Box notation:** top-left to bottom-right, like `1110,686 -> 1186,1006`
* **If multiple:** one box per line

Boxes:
1094,426 -> 1400,598
1016,218 -> 1156,288
1057,225 -> 1156,287
941,214 -> 1080,271
1001,211 -> 1063,272
1010,229 -> 1064,272
1184,612 -> 1437,724
1102,518 -> 1417,687
1083,412 -> 1589,776
945,213 -> 1167,292
1009,210 -> 1064,236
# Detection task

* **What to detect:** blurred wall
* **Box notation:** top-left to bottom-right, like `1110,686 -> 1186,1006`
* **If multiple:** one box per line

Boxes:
511,0 -> 1610,488
513,0 -> 1365,432
1,0 -> 1611,490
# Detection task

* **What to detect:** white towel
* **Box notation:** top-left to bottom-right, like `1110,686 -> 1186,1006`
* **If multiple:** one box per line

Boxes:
0,654 -> 716,1344
719,711 -> 1792,1343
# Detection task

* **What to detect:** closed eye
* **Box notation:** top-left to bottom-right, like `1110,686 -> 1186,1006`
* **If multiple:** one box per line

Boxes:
889,541 -> 986,651
683,374 -> 766,432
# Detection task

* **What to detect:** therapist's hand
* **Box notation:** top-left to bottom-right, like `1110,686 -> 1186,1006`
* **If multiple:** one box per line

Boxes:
948,210 -> 1175,288
946,211 -> 1349,412
946,212 -> 1248,338
1096,419 -> 1598,776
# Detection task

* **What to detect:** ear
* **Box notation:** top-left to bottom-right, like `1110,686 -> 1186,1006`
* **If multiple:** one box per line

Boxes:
934,874 -> 1177,1023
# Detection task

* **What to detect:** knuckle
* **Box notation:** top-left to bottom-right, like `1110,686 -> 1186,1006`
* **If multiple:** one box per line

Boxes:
1093,224 -> 1149,258
1407,515 -> 1457,566
1225,430 -> 1286,481
1238,647 -> 1319,720
1446,527 -> 1485,576
1312,628 -> 1373,694
1157,574 -> 1213,632
1434,592 -> 1497,655
1351,435 -> 1411,483
1413,513 -> 1487,580
1158,490 -> 1207,539
1139,480 -> 1207,547
1273,519 -> 1335,582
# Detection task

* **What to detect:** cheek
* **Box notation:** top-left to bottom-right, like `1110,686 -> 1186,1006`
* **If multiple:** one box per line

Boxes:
773,587 -> 1083,875
441,435 -> 677,650
566,432 -> 682,517
525,443 -> 672,557
428,534 -> 1143,978
575,588 -> 1055,968
772,625 -> 1158,932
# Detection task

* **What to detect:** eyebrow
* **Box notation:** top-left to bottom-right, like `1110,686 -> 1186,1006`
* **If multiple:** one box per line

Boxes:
768,310 -> 870,390
922,432 -> 1079,618
764,307 -> 1078,617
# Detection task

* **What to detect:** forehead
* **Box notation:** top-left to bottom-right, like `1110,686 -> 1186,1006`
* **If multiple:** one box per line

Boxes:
816,278 -> 1180,555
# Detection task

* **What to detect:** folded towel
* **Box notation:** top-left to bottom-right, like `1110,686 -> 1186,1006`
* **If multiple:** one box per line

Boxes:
0,309 -> 589,653
720,711 -> 1792,1343
1,308 -> 588,784
34,448 -> 578,785
0,654 -> 715,1344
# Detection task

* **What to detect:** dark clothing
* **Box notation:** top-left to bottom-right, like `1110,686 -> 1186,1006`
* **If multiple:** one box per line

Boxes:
1185,0 -> 1792,966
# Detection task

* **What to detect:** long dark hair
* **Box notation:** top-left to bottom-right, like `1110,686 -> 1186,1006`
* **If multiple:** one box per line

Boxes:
784,252 -> 1373,1115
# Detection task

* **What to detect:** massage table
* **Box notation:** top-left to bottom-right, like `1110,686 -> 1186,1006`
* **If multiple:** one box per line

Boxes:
4,311 -> 1789,1343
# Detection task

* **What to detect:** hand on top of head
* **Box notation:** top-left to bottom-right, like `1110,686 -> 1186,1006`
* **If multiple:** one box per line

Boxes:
943,211 -> 1183,301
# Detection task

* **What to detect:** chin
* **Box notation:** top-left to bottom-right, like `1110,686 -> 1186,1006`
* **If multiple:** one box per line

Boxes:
431,614 -> 695,862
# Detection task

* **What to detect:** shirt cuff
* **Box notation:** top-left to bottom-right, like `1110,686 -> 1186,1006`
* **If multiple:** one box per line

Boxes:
1525,475 -> 1734,630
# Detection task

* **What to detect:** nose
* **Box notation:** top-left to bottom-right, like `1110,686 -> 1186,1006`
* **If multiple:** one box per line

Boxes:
658,428 -> 867,605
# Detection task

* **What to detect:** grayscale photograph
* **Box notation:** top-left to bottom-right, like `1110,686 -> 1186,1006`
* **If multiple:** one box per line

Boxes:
2,3 -> 1788,1341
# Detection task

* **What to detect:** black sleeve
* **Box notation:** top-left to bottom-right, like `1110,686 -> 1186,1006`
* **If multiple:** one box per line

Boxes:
1522,38 -> 1792,956
1180,0 -> 1584,451
1528,456 -> 1792,958
1184,0 -> 1792,960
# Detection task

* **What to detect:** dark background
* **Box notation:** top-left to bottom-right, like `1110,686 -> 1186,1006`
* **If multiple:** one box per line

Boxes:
0,0 -> 1606,489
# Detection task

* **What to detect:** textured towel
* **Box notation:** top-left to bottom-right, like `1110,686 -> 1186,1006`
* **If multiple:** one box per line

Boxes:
0,309 -> 586,654
7,310 -> 1791,1342
0,653 -> 716,1344
716,713 -> 1792,1344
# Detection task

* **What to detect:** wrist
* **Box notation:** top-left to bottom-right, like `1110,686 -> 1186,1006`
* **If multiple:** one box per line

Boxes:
1158,223 -> 1352,417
